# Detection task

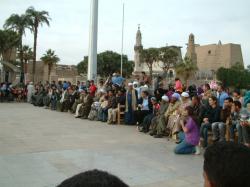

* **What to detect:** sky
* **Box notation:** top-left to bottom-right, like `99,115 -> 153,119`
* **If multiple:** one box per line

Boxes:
0,0 -> 249,65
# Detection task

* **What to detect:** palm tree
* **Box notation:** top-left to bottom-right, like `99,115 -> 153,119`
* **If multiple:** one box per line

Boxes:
26,7 -> 51,82
140,48 -> 159,79
175,57 -> 198,87
40,49 -> 60,81
21,45 -> 33,74
0,29 -> 19,61
4,14 -> 31,83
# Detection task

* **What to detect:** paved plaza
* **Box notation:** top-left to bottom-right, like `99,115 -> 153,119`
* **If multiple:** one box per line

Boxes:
0,103 -> 203,187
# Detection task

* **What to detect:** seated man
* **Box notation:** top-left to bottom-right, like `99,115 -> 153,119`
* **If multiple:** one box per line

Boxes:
68,86 -> 79,113
107,89 -> 125,124
134,90 -> 152,126
190,95 -> 206,127
139,97 -> 160,133
203,142 -> 250,187
43,87 -> 52,109
240,103 -> 250,147
229,100 -> 242,142
50,88 -> 59,110
78,90 -> 93,119
60,88 -> 70,112
165,93 -> 181,136
212,97 -> 233,142
106,90 -> 118,124
57,169 -> 128,187
74,90 -> 88,118
200,96 -> 221,148
149,95 -> 169,138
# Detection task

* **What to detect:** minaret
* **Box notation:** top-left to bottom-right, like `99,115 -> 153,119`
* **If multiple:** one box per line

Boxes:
186,33 -> 197,64
133,25 -> 143,74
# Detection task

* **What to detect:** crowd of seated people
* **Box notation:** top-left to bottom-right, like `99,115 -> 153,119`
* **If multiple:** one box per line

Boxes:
0,82 -> 27,102
3,71 -> 250,155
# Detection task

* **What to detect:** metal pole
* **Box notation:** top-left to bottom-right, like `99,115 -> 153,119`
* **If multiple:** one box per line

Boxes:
88,0 -> 98,81
120,3 -> 125,76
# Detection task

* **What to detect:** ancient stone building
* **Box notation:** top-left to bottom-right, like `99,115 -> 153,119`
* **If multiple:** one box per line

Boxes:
133,29 -> 245,81
185,34 -> 244,79
26,61 -> 79,83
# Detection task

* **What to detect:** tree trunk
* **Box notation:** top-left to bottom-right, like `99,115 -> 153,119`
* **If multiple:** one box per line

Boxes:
24,60 -> 28,73
20,33 -> 24,83
32,22 -> 38,83
48,64 -> 51,82
186,79 -> 189,89
149,64 -> 153,81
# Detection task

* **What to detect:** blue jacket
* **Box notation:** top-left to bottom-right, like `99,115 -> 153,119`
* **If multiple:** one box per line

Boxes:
217,91 -> 229,108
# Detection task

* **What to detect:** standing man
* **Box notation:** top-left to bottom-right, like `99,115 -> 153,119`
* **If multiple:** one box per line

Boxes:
125,83 -> 138,125
27,82 -> 34,103
217,84 -> 229,108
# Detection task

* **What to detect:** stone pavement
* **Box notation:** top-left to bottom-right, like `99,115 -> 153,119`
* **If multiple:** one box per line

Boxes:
0,103 -> 203,187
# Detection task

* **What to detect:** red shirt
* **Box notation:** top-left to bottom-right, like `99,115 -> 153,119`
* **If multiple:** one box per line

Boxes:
89,85 -> 97,96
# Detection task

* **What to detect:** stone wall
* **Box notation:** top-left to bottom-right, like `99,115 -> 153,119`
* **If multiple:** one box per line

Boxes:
26,61 -> 80,84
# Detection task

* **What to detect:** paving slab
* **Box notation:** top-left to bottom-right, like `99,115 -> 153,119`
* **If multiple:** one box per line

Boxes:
0,103 -> 203,187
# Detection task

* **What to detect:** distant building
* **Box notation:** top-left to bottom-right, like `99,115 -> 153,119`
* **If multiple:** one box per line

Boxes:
26,61 -> 79,83
133,26 -> 182,77
133,28 -> 245,81
186,34 -> 244,80
0,48 -> 19,83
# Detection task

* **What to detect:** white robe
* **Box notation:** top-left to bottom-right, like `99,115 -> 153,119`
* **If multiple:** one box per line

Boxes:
27,84 -> 34,103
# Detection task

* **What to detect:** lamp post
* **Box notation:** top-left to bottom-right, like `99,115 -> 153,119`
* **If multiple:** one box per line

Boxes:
87,0 -> 99,81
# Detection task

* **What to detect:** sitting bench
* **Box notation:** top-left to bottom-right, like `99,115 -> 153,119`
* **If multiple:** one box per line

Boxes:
117,104 -> 125,125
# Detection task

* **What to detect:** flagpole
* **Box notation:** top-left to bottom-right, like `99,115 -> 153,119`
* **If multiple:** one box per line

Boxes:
120,3 -> 125,76
88,0 -> 98,81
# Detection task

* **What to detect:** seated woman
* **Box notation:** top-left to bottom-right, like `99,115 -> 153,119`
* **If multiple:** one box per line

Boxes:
134,90 -> 152,126
88,90 -> 106,121
174,106 -> 200,155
